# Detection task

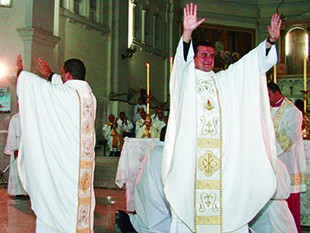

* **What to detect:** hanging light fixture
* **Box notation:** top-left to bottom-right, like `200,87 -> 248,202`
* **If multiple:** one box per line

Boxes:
0,0 -> 12,7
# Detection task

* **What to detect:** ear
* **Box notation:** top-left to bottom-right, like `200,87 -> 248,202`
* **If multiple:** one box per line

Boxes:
64,72 -> 73,82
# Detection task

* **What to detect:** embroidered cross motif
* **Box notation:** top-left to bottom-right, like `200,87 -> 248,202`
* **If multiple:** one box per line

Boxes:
198,151 -> 219,177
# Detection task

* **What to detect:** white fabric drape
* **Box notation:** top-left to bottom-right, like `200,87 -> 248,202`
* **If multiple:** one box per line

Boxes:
17,72 -> 96,233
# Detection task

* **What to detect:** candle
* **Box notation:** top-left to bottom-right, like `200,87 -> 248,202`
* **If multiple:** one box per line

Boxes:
304,55 -> 307,91
273,64 -> 277,83
304,55 -> 307,113
170,56 -> 173,75
146,63 -> 150,115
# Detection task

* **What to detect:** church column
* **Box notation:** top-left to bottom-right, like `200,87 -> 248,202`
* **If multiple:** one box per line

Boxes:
17,0 -> 60,73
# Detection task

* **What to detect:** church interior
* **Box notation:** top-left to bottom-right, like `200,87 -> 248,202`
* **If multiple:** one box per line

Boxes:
0,0 -> 309,232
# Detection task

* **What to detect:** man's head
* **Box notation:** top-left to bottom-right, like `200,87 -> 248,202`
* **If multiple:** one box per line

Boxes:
154,106 -> 159,114
140,111 -> 146,120
193,41 -> 215,72
138,98 -> 144,105
267,82 -> 283,106
163,115 -> 168,124
108,114 -> 115,123
61,58 -> 86,83
119,111 -> 126,120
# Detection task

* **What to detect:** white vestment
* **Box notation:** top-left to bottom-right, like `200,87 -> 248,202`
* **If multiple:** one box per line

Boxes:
4,113 -> 27,195
132,104 -> 147,123
102,122 -> 122,152
117,118 -> 134,136
271,98 -> 307,193
17,72 -> 96,233
162,38 -> 278,232
129,143 -> 171,233
250,159 -> 297,232
153,119 -> 166,136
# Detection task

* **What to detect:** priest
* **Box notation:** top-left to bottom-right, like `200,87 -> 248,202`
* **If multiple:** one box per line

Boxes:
16,55 -> 96,233
162,3 -> 281,233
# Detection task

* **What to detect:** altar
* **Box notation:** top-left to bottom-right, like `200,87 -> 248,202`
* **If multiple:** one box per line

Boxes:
116,137 -> 310,225
115,137 -> 160,211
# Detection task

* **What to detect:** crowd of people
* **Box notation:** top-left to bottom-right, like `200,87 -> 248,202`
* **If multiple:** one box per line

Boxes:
2,2 -> 307,233
102,102 -> 168,156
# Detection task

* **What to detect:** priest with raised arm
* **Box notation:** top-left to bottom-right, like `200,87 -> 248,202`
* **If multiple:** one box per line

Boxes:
162,3 -> 282,233
16,55 -> 96,233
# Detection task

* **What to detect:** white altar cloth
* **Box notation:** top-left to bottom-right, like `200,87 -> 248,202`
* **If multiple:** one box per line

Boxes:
115,137 -> 160,211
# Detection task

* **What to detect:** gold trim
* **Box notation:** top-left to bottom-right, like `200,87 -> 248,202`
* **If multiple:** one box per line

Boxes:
197,138 -> 221,148
76,91 -> 95,233
290,172 -> 308,186
77,229 -> 93,233
196,215 -> 221,225
196,180 -> 220,189
80,160 -> 94,168
195,76 -> 223,232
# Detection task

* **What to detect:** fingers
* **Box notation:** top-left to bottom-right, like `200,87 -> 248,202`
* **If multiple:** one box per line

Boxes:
271,13 -> 282,29
37,57 -> 48,67
184,2 -> 196,16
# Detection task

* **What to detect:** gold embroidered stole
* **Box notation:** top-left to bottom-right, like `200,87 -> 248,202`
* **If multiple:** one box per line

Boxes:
272,98 -> 291,151
76,91 -> 95,233
195,75 -> 222,233
272,98 -> 307,188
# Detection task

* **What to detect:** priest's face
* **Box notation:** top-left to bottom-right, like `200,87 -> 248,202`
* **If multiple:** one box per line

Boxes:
268,89 -> 277,106
194,46 -> 215,72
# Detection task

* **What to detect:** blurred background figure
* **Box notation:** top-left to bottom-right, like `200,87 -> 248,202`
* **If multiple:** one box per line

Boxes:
4,111 -> 27,196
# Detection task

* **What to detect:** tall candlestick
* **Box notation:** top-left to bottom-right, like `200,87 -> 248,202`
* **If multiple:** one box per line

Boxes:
273,64 -> 277,83
170,56 -> 173,75
146,63 -> 150,115
304,55 -> 307,113
304,55 -> 307,91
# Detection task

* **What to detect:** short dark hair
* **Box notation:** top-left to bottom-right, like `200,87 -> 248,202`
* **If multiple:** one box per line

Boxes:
267,82 -> 282,94
63,58 -> 86,81
193,41 -> 214,57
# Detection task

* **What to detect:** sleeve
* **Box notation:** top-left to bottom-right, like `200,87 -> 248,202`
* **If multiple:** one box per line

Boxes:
122,120 -> 133,132
257,39 -> 277,74
272,159 -> 290,199
183,41 -> 191,61
51,74 -> 64,85
102,124 -> 111,139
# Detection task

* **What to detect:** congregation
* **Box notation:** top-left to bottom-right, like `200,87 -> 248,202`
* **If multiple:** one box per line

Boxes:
102,100 -> 168,157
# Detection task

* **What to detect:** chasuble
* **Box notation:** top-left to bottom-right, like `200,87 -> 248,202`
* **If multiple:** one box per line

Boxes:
17,72 -> 96,233
162,38 -> 278,232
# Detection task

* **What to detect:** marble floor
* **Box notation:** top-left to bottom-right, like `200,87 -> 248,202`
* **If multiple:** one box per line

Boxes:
0,187 -> 126,233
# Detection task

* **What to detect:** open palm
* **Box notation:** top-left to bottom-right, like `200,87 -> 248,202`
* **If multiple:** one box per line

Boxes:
183,3 -> 205,32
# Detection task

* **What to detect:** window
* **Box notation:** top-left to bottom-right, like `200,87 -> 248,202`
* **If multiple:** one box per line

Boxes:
0,0 -> 12,7
155,15 -> 162,50
74,0 -> 82,14
90,0 -> 96,21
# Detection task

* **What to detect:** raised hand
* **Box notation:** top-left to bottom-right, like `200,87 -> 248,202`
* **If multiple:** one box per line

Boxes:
183,3 -> 205,42
268,13 -> 282,42
37,57 -> 52,78
16,54 -> 24,71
